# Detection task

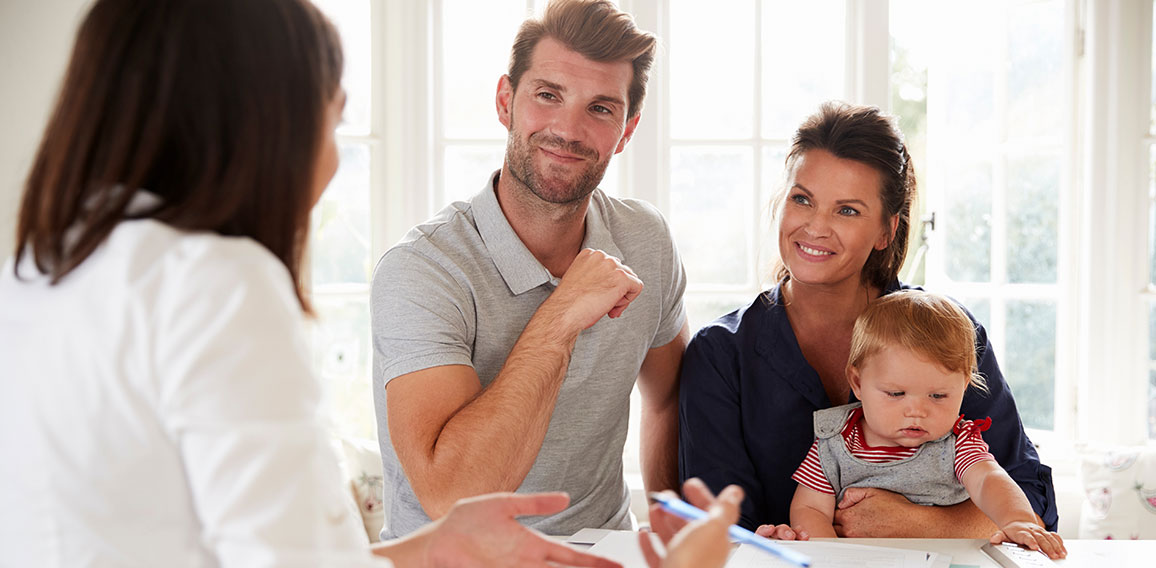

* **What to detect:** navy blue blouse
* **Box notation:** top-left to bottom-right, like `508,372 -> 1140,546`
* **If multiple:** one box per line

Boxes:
677,281 -> 1058,531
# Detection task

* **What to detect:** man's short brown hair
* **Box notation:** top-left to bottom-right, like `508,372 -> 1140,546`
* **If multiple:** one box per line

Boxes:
507,0 -> 657,119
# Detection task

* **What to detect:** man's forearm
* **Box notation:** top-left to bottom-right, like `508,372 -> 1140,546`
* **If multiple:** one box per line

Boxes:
640,401 -> 679,494
637,323 -> 689,495
399,250 -> 647,518
409,305 -> 579,517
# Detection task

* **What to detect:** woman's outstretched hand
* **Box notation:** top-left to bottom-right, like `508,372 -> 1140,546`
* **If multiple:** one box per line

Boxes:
639,478 -> 743,568
374,491 -> 622,568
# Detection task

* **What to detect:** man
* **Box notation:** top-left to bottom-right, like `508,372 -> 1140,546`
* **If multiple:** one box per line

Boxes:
371,0 -> 688,539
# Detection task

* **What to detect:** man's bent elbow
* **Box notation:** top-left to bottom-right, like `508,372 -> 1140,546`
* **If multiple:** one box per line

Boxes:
410,479 -> 458,520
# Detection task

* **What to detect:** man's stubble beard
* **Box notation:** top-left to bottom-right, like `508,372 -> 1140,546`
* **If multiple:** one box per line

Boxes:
504,124 -> 611,205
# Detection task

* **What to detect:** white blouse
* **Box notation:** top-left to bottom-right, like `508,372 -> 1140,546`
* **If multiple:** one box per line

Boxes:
0,214 -> 387,567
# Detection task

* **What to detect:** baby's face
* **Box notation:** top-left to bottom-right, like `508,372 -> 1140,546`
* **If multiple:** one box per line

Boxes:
849,345 -> 968,448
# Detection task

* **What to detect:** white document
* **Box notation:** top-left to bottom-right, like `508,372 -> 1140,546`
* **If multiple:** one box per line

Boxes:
583,531 -> 946,568
585,530 -> 653,568
726,540 -> 945,568
567,528 -> 614,546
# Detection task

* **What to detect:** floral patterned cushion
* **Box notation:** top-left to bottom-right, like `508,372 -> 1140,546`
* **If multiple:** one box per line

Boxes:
1079,446 -> 1156,539
339,437 -> 385,543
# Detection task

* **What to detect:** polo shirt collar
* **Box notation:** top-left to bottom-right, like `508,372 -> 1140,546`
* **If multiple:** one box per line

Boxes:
579,191 -> 624,261
472,171 -> 624,296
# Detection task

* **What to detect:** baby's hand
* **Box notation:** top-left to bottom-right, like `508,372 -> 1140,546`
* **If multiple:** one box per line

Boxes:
990,521 -> 1067,559
755,524 -> 810,541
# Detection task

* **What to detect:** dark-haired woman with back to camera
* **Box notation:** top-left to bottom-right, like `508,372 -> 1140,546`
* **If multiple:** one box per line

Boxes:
0,0 -> 738,566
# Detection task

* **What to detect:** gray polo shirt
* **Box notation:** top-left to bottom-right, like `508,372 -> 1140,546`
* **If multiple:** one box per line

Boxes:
371,172 -> 687,539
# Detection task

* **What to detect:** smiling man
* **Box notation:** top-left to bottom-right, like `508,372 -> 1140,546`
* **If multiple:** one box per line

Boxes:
370,0 -> 690,539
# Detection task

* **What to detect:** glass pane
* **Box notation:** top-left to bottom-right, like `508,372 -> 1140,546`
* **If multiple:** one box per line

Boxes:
442,0 -> 526,140
957,297 -> 991,332
670,0 -> 754,139
761,0 -> 845,139
443,144 -> 505,207
1007,152 -> 1059,283
313,0 -> 371,135
940,4 -> 997,143
599,157 -> 621,197
1146,367 -> 1156,441
685,293 -> 751,334
669,147 -> 754,286
1151,145 -> 1156,286
943,161 -> 992,282
1150,368 -> 1156,439
1151,2 -> 1156,134
761,146 -> 788,287
1151,192 -> 1156,288
761,145 -> 789,205
311,144 -> 372,286
1150,300 -> 1156,361
312,295 -> 375,440
890,0 -> 929,165
890,2 -> 931,286
1006,0 -> 1063,139
1004,300 -> 1056,430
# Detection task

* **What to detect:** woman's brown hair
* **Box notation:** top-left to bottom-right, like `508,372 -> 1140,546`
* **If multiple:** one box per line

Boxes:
771,101 -> 917,290
13,0 -> 343,312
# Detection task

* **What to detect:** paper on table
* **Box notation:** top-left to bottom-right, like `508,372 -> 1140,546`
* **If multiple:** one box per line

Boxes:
727,540 -> 945,568
585,530 -> 652,568
582,530 -> 946,568
929,550 -> 954,568
567,528 -> 613,545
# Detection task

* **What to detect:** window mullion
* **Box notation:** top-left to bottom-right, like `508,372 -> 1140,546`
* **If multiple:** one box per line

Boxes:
848,0 -> 890,108
622,0 -> 662,208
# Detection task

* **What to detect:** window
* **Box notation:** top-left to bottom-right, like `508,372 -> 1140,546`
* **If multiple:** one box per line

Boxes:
664,0 -> 847,329
309,0 -> 1156,454
309,0 -> 378,440
891,0 -> 1073,433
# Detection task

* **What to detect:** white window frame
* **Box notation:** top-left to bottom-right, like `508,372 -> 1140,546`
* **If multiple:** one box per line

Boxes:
354,0 -> 1156,456
914,1 -> 1080,448
1072,0 -> 1152,447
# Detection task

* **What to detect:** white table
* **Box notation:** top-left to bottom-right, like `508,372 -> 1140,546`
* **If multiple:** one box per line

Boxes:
831,538 -> 1155,567
567,531 -> 1156,568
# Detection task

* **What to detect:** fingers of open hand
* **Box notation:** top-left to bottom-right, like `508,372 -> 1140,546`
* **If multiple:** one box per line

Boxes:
1018,527 -> 1066,559
992,526 -> 1067,560
540,537 -> 623,568
1034,530 -> 1067,559
707,485 -> 743,525
638,531 -> 663,568
1044,531 -> 1067,558
648,502 -> 686,543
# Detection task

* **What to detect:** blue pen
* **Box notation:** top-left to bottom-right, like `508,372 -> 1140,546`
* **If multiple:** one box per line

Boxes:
648,492 -> 812,567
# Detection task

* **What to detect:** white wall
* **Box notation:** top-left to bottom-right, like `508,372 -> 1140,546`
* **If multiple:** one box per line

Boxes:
0,0 -> 91,259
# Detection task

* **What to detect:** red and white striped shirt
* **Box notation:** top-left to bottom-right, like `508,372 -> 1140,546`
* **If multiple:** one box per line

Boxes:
792,407 -> 994,495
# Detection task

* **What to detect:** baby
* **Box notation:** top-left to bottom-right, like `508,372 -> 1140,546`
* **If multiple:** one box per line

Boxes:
781,290 -> 1065,558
